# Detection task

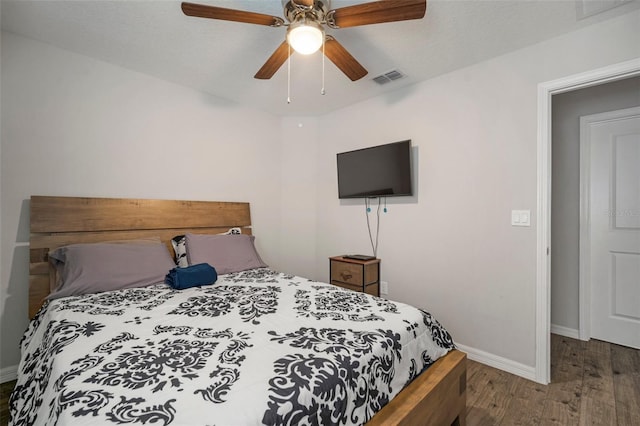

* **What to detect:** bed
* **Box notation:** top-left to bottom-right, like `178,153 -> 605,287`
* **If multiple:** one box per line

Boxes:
11,196 -> 466,425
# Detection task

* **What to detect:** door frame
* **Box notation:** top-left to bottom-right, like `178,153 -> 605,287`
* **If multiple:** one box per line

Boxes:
579,106 -> 640,342
536,58 -> 640,384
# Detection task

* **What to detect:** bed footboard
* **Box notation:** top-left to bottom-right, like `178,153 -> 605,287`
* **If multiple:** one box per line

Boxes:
366,349 -> 467,426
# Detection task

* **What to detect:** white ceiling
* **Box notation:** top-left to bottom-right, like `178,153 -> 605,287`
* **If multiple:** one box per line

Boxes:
2,0 -> 639,116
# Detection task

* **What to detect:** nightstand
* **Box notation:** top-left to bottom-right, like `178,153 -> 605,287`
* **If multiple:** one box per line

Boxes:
329,256 -> 380,296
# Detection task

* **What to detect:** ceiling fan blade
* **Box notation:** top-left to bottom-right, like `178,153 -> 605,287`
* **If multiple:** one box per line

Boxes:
254,41 -> 292,79
329,0 -> 426,28
323,36 -> 368,81
181,2 -> 284,26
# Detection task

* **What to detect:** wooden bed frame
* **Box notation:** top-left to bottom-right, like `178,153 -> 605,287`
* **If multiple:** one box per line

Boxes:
28,195 -> 466,426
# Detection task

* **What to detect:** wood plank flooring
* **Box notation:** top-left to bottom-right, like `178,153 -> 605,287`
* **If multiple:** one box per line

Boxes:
0,380 -> 12,426
466,334 -> 640,426
1,334 -> 638,425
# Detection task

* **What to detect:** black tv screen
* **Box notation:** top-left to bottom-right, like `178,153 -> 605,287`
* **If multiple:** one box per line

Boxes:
337,140 -> 413,199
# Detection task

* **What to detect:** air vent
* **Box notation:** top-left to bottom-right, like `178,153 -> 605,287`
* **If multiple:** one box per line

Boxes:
372,69 -> 406,85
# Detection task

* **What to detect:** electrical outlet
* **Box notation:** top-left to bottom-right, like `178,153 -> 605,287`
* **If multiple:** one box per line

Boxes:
380,281 -> 389,294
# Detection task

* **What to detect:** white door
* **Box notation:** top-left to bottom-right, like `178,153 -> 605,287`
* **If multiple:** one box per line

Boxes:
581,106 -> 640,349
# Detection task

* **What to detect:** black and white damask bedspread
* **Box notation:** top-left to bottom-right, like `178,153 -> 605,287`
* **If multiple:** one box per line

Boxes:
10,268 -> 455,426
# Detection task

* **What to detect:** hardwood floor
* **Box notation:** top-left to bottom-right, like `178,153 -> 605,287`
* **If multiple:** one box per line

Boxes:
0,380 -> 12,426
1,335 -> 638,425
466,334 -> 640,425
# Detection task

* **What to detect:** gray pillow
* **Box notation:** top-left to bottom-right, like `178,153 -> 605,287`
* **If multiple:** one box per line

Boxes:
48,241 -> 176,299
171,227 -> 242,268
185,233 -> 267,275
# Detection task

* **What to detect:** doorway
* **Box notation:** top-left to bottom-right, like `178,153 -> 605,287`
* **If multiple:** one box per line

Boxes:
551,81 -> 640,349
536,58 -> 640,384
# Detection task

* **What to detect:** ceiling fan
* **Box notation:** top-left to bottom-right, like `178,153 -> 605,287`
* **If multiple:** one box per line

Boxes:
181,0 -> 427,81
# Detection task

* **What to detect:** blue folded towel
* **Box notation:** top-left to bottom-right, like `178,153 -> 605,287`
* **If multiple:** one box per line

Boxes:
165,263 -> 218,290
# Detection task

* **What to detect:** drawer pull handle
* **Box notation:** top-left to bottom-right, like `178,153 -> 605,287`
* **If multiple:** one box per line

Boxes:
340,272 -> 352,281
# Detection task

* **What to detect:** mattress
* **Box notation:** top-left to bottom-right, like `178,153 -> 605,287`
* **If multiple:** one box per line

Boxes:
10,268 -> 454,425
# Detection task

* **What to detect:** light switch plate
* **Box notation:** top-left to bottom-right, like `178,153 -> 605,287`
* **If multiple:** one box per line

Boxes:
512,210 -> 531,227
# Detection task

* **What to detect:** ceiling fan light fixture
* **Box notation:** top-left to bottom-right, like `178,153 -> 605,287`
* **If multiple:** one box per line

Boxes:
287,20 -> 324,55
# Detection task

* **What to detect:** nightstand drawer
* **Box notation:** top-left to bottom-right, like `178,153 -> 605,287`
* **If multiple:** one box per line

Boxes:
330,261 -> 364,285
331,281 -> 379,296
331,280 -> 361,292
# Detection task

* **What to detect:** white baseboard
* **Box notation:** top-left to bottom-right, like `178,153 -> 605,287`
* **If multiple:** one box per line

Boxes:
455,343 -> 537,382
0,364 -> 18,383
550,324 -> 580,340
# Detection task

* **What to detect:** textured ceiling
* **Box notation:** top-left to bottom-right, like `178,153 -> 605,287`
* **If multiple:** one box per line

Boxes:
2,0 -> 639,116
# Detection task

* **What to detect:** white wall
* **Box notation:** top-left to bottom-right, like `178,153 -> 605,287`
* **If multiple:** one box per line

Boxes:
279,117 -> 319,279
0,32 -> 283,373
308,9 -> 640,371
551,76 -> 640,334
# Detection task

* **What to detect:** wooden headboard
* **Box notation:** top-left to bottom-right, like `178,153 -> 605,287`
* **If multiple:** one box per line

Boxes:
29,196 -> 252,318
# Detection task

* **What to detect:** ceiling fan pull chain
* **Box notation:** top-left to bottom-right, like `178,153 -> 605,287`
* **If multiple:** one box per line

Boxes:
287,43 -> 291,104
321,36 -> 326,95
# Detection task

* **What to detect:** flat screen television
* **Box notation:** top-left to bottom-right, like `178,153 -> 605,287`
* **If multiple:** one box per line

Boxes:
337,140 -> 413,199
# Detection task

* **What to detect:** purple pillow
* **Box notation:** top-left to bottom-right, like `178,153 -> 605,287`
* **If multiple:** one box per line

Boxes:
185,233 -> 267,275
48,241 -> 176,299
